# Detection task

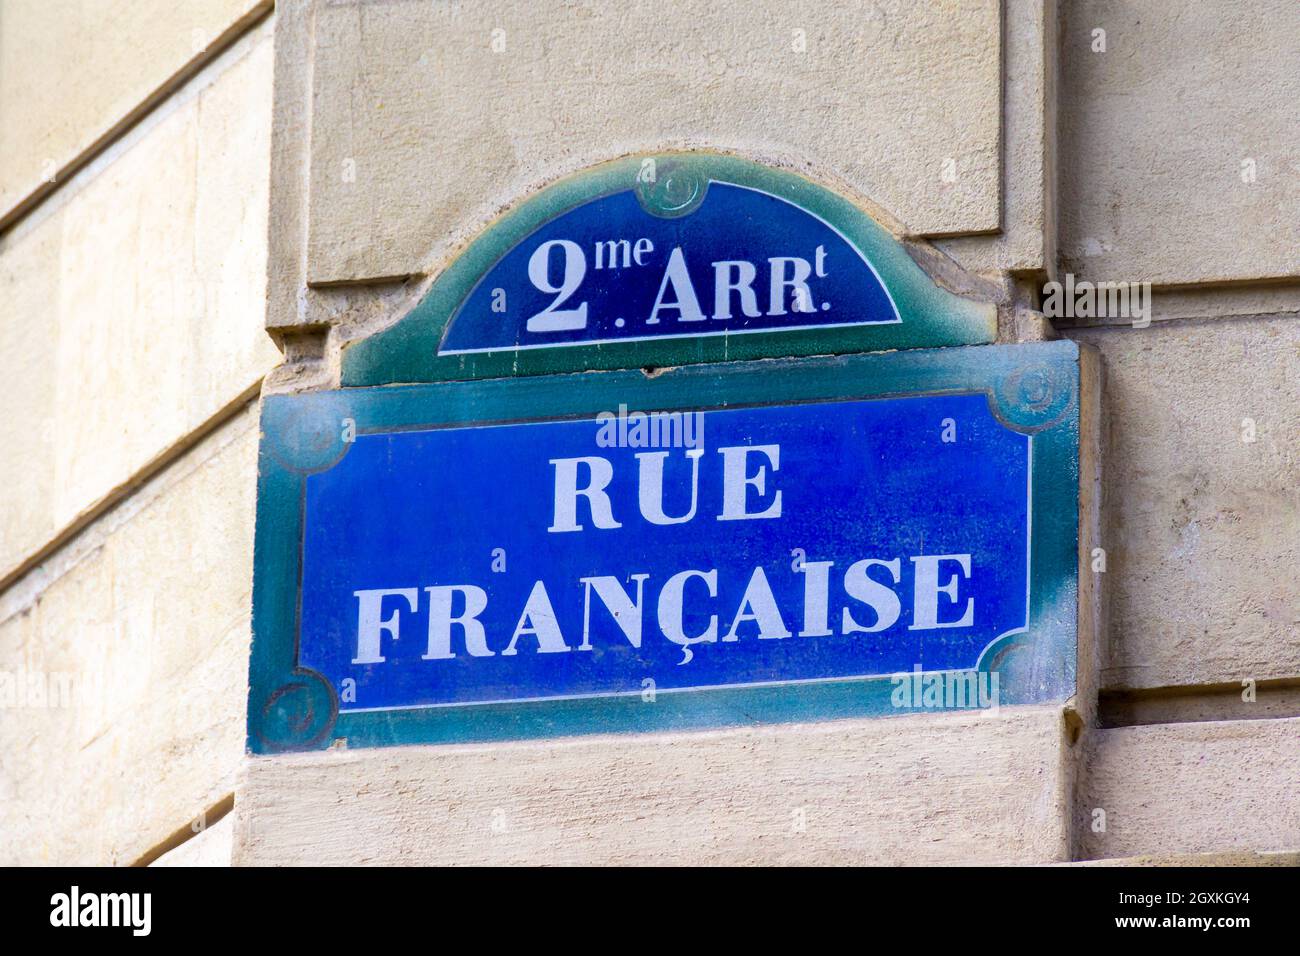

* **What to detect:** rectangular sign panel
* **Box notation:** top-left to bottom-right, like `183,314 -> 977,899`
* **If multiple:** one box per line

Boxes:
302,395 -> 1029,711
249,342 -> 1084,752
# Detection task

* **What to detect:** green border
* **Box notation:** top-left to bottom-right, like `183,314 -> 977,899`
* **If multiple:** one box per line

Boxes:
341,152 -> 996,386
249,341 -> 1081,753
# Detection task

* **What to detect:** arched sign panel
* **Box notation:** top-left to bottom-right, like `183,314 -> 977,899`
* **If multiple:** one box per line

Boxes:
438,178 -> 905,353
341,154 -> 995,384
248,155 -> 1089,755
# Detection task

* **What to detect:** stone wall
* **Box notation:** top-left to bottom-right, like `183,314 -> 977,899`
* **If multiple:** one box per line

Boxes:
2,0 -> 1295,865
0,5 -> 276,865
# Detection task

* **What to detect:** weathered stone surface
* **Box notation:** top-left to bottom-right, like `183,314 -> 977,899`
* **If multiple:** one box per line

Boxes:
1066,849 -> 1300,867
937,0 -> 1056,279
304,0 -> 1002,285
0,25 -> 280,583
1060,0 -> 1300,286
150,813 -> 235,867
0,0 -> 270,223
1100,681 -> 1300,728
0,407 -> 258,866
1078,718 -> 1300,860
236,707 -> 1073,865
1066,317 -> 1300,691
1057,284 -> 1300,330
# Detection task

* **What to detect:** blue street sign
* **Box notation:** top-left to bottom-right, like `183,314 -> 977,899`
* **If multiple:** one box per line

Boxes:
340,154 -> 995,386
438,181 -> 902,354
299,394 -> 1028,712
248,342 -> 1085,753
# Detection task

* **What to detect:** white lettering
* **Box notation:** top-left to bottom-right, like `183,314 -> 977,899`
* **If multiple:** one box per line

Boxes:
352,588 -> 418,664
549,457 -> 622,532
909,554 -> 975,630
648,246 -> 705,323
718,444 -> 783,521
423,585 -> 492,659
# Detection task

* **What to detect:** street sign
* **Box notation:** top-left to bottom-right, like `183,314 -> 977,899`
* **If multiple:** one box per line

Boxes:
303,394 -> 1028,708
340,153 -> 995,385
437,178 -> 905,354
249,342 -> 1086,753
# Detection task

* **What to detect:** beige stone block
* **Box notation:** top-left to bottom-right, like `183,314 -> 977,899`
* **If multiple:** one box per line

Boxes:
150,812 -> 235,867
1057,284 -> 1300,331
937,0 -> 1056,278
1067,318 -> 1300,691
1060,0 -> 1300,286
0,406 -> 258,866
0,0 -> 270,223
303,0 -> 1002,285
0,25 -> 281,583
235,706 -> 1074,866
1078,718 -> 1300,860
